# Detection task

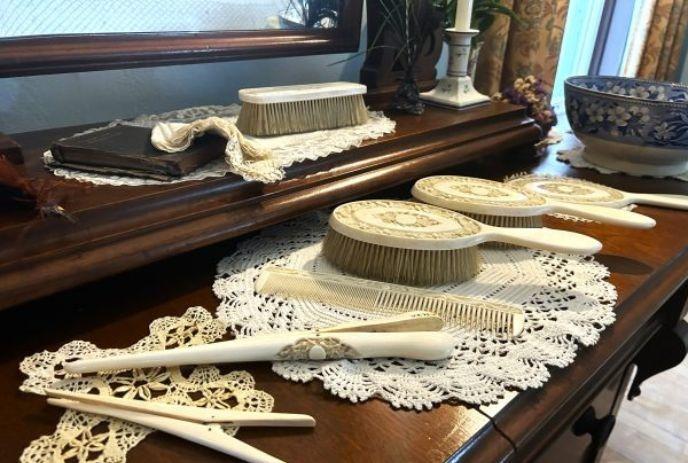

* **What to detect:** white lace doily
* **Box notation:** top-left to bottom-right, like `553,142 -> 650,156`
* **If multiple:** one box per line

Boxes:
557,145 -> 688,182
44,105 -> 396,186
19,306 -> 274,463
214,213 -> 617,410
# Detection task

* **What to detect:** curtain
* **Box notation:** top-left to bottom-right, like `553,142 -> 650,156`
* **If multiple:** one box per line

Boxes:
473,0 -> 570,96
636,0 -> 688,81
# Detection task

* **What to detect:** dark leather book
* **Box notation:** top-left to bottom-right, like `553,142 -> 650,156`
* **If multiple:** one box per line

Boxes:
50,125 -> 226,179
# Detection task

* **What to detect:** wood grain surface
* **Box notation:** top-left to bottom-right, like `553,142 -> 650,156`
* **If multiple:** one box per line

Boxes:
2,127 -> 688,462
0,103 -> 539,309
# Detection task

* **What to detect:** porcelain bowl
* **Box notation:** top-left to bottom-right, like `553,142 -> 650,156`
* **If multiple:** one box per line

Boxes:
565,76 -> 688,176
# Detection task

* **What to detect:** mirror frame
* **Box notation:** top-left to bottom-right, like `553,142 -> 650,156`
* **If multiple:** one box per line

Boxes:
0,0 -> 363,77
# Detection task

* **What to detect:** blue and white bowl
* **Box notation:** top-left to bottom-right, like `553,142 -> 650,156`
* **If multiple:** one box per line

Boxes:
565,76 -> 688,176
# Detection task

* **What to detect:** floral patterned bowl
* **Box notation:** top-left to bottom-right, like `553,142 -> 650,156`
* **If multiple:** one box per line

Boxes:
565,76 -> 688,176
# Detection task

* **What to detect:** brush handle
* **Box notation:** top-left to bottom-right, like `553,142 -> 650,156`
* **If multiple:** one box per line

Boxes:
239,82 -> 366,103
48,398 -> 284,463
626,192 -> 688,210
64,332 -> 455,373
481,226 -> 602,255
548,201 -> 655,228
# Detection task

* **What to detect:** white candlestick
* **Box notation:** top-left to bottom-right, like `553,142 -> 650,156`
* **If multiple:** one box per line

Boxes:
420,29 -> 490,109
454,0 -> 473,31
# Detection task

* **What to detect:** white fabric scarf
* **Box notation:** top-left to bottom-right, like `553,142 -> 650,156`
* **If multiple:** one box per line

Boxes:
151,116 -> 282,183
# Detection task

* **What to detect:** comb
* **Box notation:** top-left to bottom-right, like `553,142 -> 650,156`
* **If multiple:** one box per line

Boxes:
255,266 -> 526,337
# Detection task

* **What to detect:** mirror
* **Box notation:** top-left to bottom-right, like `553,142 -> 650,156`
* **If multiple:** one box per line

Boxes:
0,0 -> 362,76
2,1 -> 343,36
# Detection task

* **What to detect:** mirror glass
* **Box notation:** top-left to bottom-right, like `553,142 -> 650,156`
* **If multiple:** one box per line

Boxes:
1,0 -> 342,37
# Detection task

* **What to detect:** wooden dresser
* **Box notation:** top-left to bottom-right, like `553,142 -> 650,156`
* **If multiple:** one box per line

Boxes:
1,104 -> 686,462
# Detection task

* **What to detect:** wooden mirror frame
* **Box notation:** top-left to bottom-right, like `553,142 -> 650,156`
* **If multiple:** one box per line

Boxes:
0,0 -> 363,77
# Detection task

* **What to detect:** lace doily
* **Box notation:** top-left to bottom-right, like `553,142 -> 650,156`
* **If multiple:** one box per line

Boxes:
214,213 -> 617,410
557,145 -> 688,182
44,105 -> 396,186
19,306 -> 274,463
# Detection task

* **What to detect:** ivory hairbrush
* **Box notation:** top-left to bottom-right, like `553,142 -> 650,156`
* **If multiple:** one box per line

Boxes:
256,266 -> 525,337
322,200 -> 602,286
506,174 -> 688,210
236,82 -> 368,136
63,312 -> 454,374
412,176 -> 655,229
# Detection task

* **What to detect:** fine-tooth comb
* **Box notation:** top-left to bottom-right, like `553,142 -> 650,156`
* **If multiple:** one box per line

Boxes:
255,266 -> 526,337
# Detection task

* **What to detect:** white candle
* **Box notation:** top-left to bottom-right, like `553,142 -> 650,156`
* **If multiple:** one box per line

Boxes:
454,0 -> 473,31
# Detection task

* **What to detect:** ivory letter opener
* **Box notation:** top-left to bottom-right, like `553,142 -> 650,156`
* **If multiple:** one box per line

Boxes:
64,312 -> 454,374
45,388 -> 313,463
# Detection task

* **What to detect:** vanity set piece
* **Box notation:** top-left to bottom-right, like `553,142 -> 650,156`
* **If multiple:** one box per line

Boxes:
4,0 -> 688,460
3,100 -> 688,462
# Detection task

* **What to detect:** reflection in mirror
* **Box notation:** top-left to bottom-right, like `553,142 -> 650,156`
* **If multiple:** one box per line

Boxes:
1,0 -> 342,37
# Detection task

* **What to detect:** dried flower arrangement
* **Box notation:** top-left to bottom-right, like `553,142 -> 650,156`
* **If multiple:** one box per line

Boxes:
493,75 -> 557,134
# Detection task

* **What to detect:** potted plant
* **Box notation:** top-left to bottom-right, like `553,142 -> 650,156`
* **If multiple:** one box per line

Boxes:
281,0 -> 342,28
379,0 -> 445,114
351,0 -> 444,115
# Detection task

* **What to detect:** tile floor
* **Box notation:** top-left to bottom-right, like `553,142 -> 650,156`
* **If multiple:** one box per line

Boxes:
600,322 -> 688,462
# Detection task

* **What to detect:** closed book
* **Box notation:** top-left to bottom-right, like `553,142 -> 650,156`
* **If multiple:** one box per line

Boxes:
50,125 -> 225,179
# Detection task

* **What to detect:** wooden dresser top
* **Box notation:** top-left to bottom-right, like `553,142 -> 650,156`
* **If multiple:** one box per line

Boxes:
2,132 -> 688,462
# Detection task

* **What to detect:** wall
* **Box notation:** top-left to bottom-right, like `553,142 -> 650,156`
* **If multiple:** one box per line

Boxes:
0,8 -> 449,135
0,53 -> 365,134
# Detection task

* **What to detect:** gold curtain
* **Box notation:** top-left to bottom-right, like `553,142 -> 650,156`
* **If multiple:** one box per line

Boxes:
474,0 -> 570,96
637,0 -> 688,81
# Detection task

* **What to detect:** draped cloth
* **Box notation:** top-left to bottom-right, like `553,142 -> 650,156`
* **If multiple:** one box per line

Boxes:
636,0 -> 688,81
474,0 -> 570,96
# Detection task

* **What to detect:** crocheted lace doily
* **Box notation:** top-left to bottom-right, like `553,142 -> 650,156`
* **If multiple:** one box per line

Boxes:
19,307 -> 274,463
214,213 -> 617,410
557,144 -> 688,182
44,105 -> 396,186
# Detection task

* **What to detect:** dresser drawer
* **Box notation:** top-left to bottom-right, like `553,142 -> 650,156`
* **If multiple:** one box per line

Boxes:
533,364 -> 634,463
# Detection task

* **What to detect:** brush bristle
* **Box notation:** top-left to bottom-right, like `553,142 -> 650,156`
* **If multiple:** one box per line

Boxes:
256,267 -> 524,337
321,229 -> 480,286
463,213 -> 542,228
502,171 -> 533,182
237,94 -> 369,136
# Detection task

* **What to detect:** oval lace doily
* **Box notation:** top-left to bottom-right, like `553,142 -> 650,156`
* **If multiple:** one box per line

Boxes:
19,307 -> 273,463
44,105 -> 396,186
214,213 -> 617,410
557,144 -> 688,182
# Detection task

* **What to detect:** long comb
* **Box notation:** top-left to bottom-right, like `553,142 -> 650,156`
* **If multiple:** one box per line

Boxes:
255,267 -> 525,337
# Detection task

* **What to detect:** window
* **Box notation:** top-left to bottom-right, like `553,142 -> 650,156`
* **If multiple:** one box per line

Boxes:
552,0 -> 653,130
